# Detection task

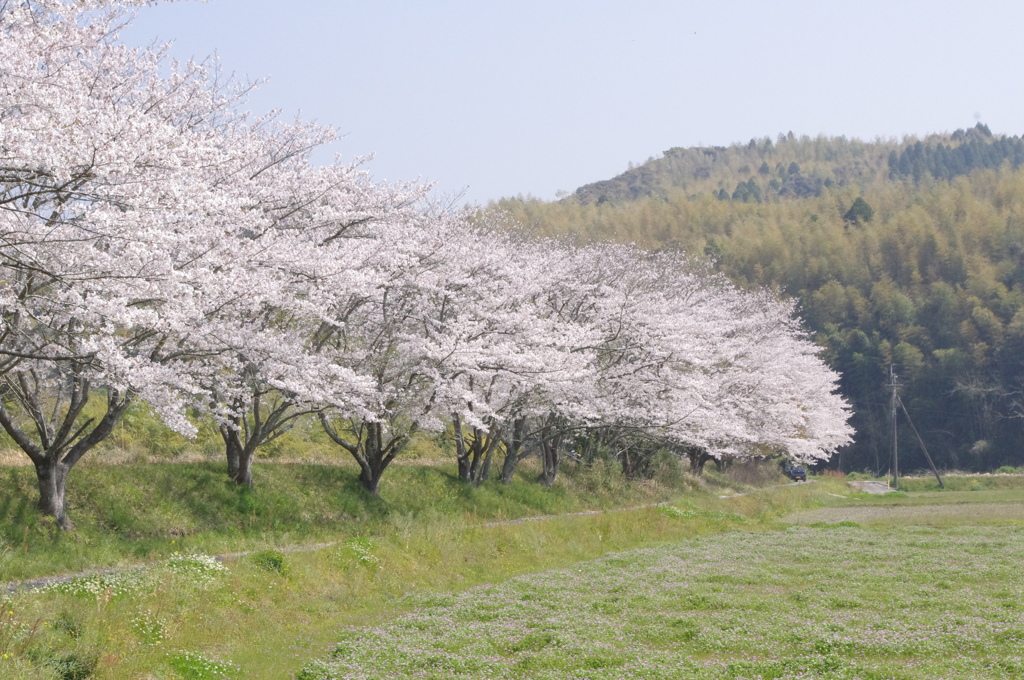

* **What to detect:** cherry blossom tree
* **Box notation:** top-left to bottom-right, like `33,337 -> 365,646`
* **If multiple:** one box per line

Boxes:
426,226 -> 599,486
181,149 -> 426,488
0,0 -> 855,529
491,241 -> 852,483
310,201 -> 460,495
0,0 -> 389,521
0,0 -> 227,527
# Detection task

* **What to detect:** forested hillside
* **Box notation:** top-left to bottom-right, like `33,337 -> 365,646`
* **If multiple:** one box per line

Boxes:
492,124 -> 1024,474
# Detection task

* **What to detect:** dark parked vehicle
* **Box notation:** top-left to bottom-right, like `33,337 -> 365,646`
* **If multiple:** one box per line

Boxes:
782,463 -> 807,482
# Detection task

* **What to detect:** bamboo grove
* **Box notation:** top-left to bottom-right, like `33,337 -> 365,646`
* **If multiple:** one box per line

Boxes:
496,124 -> 1024,474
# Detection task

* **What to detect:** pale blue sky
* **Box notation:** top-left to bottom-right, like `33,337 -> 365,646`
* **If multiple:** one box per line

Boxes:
123,0 -> 1024,205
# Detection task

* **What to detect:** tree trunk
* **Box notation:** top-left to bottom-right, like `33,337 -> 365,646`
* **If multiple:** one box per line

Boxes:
621,449 -> 635,479
359,462 -> 383,496
232,449 -> 254,487
499,454 -> 518,484
35,460 -> 72,530
356,422 -> 408,496
453,414 -> 503,487
0,386 -> 131,530
320,416 -> 410,497
478,442 -> 494,485
220,424 -> 255,488
467,426 -> 485,482
224,427 -> 241,479
687,447 -> 712,476
358,422 -> 384,496
469,425 -> 502,487
540,442 -> 559,486
580,434 -> 601,466
539,417 -> 562,487
217,390 -> 307,488
452,413 -> 471,481
499,419 -> 528,484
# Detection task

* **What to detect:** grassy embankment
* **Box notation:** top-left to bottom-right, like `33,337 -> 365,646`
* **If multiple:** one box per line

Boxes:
0,454 -> 840,679
5,454 -> 1019,679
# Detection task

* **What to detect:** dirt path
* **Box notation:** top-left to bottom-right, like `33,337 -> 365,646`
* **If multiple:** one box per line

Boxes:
718,479 -> 814,498
783,501 -> 1024,525
4,502 -> 677,594
24,490 -> 985,593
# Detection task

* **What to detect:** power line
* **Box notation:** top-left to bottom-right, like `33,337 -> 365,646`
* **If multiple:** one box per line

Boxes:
858,400 -> 973,418
897,395 -> 944,488
887,365 -> 944,490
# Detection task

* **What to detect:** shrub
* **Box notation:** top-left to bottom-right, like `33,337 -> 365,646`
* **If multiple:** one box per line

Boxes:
650,449 -> 685,486
48,651 -> 98,680
250,549 -> 289,575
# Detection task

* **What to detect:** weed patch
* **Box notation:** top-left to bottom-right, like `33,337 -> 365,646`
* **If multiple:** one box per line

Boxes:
167,650 -> 237,679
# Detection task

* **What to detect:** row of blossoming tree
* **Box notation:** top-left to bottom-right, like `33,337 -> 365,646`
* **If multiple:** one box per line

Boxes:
0,0 -> 853,529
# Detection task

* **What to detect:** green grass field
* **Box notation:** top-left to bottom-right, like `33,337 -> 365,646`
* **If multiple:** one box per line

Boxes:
1,466 -> 1021,679
297,521 -> 1024,679
295,477 -> 1024,679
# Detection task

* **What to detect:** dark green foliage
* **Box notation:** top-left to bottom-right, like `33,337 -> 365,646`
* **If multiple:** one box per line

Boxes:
888,124 -> 1024,181
780,172 -> 822,198
731,178 -> 761,203
704,237 -> 724,260
46,651 -> 98,680
843,197 -> 873,224
251,549 -> 288,575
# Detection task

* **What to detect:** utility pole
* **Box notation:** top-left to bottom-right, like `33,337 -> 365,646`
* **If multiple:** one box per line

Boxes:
889,365 -> 900,490
887,365 -> 944,490
897,395 -> 944,489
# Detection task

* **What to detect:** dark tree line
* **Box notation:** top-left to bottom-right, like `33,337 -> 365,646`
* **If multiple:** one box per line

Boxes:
888,124 -> 1024,183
